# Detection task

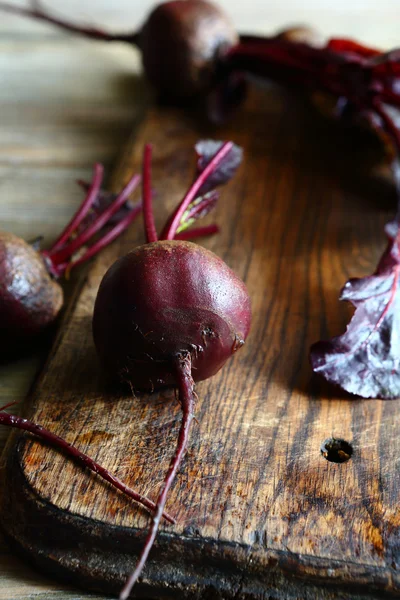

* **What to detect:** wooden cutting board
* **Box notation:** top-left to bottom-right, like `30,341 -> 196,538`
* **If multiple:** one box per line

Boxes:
1,86 -> 399,599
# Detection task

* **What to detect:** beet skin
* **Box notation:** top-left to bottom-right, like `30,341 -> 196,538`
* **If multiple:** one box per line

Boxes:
0,232 -> 63,347
93,240 -> 251,390
140,0 -> 238,99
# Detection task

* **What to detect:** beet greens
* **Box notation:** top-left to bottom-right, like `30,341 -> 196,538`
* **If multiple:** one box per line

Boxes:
311,221 -> 400,399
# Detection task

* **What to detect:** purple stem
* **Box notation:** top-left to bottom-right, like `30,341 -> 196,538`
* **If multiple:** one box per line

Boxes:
76,180 -> 134,224
65,203 -> 142,275
372,100 -> 400,225
48,174 -> 140,265
119,354 -> 196,600
0,408 -> 175,524
0,1 -> 138,44
175,224 -> 220,241
373,101 -> 400,155
142,144 -> 158,244
47,163 -> 104,255
160,142 -> 233,241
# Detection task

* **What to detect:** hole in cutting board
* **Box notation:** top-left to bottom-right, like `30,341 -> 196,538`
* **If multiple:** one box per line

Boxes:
320,438 -> 353,463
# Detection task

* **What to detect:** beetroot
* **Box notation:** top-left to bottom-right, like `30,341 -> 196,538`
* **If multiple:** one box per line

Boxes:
0,231 -> 63,347
5,0 -> 400,140
0,164 -> 141,355
0,0 -> 237,101
140,0 -> 238,98
93,240 -> 249,389
91,140 -> 250,597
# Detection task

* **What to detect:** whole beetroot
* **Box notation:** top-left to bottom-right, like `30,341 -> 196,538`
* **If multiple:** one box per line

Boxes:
0,231 -> 63,348
140,0 -> 238,99
0,0 -> 237,101
92,140 -> 249,598
93,239 -> 250,390
0,164 -> 141,356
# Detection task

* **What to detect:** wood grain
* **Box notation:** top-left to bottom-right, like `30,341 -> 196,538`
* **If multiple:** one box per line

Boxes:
1,1 -> 400,597
0,85 -> 399,598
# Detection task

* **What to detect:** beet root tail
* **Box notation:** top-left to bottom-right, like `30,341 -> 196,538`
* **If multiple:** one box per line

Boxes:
0,1 -> 137,44
119,353 -> 196,599
0,409 -> 174,523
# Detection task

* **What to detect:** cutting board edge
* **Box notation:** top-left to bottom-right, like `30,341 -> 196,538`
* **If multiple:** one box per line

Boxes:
1,440 -> 398,600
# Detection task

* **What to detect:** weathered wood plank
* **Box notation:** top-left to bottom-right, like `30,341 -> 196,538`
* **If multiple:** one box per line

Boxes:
1,85 -> 399,598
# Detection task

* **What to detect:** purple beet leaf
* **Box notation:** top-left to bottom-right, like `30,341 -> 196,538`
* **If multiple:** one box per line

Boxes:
310,221 -> 400,399
195,139 -> 243,196
175,191 -> 219,234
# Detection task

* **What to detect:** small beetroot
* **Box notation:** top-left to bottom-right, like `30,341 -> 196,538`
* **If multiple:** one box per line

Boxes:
93,239 -> 250,390
0,231 -> 63,348
0,0 -> 237,101
4,0 -> 400,144
92,140 -> 250,597
0,164 -> 141,356
139,0 -> 238,99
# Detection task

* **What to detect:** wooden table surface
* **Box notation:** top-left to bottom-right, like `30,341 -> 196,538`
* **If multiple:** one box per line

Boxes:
0,1 -> 399,598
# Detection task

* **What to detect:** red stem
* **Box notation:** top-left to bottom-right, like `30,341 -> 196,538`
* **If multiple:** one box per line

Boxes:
0,409 -> 174,524
119,354 -> 196,600
175,224 -> 220,241
227,41 -> 347,97
0,1 -> 137,44
379,89 -> 400,111
371,100 -> 400,226
48,163 -> 104,255
64,203 -> 142,275
160,142 -> 233,241
326,38 -> 381,59
76,179 -> 135,219
142,144 -> 158,243
239,34 -> 381,59
373,101 -> 400,155
48,174 -> 140,265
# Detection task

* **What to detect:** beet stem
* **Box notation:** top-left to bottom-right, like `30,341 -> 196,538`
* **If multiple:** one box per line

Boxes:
76,179 -> 135,218
0,1 -> 136,44
66,202 -> 142,274
119,354 -> 196,599
142,144 -> 158,244
47,163 -> 104,255
0,409 -> 175,524
48,173 -> 141,266
175,224 -> 220,240
372,101 -> 400,222
373,101 -> 400,156
0,402 -> 18,412
161,142 -> 233,240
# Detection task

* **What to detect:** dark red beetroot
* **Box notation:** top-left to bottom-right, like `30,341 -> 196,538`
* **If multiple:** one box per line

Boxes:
93,240 -> 250,389
0,164 -> 141,356
0,232 -> 63,346
5,0 -> 400,148
92,141 -> 250,597
140,0 -> 238,98
0,0 -> 237,101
